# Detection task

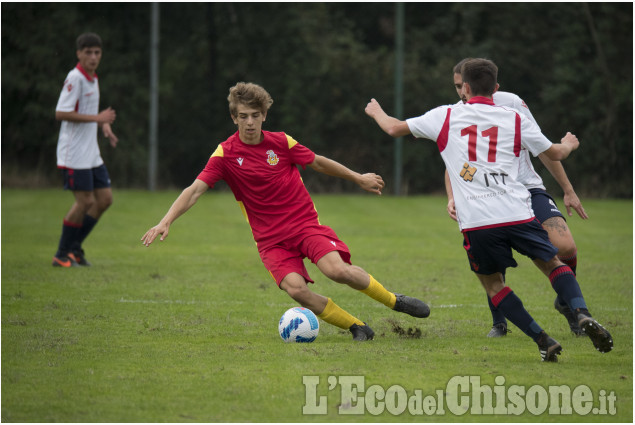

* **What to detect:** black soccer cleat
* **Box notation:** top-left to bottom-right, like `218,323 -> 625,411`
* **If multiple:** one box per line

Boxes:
577,312 -> 613,353
52,254 -> 79,268
536,332 -> 562,362
349,322 -> 375,341
487,322 -> 508,338
554,298 -> 585,336
70,250 -> 92,267
393,294 -> 430,318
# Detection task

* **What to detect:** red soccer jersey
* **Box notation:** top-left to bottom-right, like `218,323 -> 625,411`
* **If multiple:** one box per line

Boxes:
197,131 -> 318,249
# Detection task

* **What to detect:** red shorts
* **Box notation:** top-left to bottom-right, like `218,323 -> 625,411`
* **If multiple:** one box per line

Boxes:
258,225 -> 351,286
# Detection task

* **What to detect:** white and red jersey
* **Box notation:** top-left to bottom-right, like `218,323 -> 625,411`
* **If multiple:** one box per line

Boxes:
55,63 -> 103,169
493,91 -> 546,190
407,96 -> 553,231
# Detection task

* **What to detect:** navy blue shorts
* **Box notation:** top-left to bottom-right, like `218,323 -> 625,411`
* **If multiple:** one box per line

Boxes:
529,188 -> 565,223
62,164 -> 111,191
463,219 -> 558,275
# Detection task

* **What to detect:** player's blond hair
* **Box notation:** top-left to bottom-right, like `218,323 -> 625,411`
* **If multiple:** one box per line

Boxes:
227,82 -> 273,117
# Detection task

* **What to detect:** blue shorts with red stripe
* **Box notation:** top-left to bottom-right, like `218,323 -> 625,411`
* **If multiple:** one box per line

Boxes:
462,219 -> 558,275
258,225 -> 351,286
529,188 -> 565,223
62,164 -> 111,191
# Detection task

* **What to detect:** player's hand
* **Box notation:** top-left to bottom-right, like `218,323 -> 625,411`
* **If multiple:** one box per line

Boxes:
358,173 -> 384,195
447,198 -> 458,222
102,123 -> 119,147
365,98 -> 384,118
141,222 -> 170,247
97,107 -> 117,125
563,191 -> 589,219
561,132 -> 579,151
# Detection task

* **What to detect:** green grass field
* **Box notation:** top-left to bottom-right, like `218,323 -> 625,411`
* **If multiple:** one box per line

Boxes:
2,188 -> 632,422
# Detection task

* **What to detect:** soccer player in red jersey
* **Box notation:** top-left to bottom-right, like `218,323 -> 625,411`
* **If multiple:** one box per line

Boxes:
142,82 -> 429,341
366,59 -> 612,361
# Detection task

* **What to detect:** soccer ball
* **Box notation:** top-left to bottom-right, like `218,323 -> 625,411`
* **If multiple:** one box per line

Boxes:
278,307 -> 319,343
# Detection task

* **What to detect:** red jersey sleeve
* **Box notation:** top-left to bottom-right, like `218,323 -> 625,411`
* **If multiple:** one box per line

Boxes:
286,134 -> 316,169
196,144 -> 225,188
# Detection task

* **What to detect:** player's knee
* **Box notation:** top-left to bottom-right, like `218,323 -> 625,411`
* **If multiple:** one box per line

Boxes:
557,243 -> 577,259
323,264 -> 352,284
98,195 -> 113,212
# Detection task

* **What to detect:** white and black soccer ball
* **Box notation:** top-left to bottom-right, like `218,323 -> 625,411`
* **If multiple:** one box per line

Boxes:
278,307 -> 319,343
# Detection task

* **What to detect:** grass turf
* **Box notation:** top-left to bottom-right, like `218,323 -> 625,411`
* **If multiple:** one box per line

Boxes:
2,188 -> 632,422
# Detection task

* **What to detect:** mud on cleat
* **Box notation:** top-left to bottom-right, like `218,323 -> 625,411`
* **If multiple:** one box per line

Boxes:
349,322 -> 375,341
487,322 -> 508,338
577,312 -> 613,353
393,294 -> 430,318
536,332 -> 562,362
554,297 -> 585,336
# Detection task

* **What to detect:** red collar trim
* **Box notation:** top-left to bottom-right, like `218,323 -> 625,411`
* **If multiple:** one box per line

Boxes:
75,63 -> 98,82
467,96 -> 494,106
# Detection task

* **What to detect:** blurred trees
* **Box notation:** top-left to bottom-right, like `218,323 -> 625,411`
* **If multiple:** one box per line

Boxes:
2,2 -> 632,197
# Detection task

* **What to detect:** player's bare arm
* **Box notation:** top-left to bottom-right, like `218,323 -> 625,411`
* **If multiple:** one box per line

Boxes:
365,98 -> 412,138
102,123 -> 119,148
55,107 -> 116,125
542,132 -> 579,161
537,153 -> 588,219
308,155 -> 384,195
444,169 -> 458,221
141,179 -> 209,246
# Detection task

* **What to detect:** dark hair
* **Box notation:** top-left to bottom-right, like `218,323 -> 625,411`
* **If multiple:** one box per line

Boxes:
227,82 -> 273,116
453,58 -> 472,74
76,32 -> 102,50
461,58 -> 498,97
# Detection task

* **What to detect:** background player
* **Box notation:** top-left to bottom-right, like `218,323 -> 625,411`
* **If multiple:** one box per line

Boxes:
365,58 -> 612,361
448,58 -> 588,337
52,32 -> 118,267
141,82 -> 430,341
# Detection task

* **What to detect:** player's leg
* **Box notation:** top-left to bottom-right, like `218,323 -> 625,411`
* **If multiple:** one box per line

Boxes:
486,269 -> 508,337
308,236 -> 430,318
70,165 -> 113,265
262,243 -> 372,341
540,216 -> 583,334
531,189 -> 582,333
533,257 -> 613,353
53,173 -> 95,267
279,273 -> 373,341
464,227 -> 561,361
477,272 -> 561,362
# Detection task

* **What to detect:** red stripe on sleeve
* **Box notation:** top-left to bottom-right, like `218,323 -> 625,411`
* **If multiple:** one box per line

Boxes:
514,113 -> 521,157
437,108 -> 452,153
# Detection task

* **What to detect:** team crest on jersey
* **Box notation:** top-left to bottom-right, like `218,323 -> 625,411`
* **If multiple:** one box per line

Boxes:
266,150 -> 279,166
460,162 -> 477,182
66,83 -> 73,92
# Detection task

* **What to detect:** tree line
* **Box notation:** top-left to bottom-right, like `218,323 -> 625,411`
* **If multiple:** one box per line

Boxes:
2,2 -> 632,197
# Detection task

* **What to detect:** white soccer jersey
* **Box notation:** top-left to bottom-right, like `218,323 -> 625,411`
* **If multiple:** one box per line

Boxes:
55,64 -> 103,169
493,91 -> 546,190
407,96 -> 553,231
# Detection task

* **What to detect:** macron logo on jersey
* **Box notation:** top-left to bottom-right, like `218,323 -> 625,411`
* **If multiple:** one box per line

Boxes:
237,157 -> 244,166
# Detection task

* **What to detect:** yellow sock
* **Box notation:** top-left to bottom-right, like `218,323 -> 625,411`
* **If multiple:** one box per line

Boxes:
318,298 -> 364,330
360,275 -> 397,308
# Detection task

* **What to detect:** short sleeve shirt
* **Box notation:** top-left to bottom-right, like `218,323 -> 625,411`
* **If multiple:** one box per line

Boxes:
406,97 -> 552,231
56,63 -> 103,169
197,131 -> 318,249
493,91 -> 546,190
